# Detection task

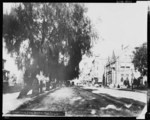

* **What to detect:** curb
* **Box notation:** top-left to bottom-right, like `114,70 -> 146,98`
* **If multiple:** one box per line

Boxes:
102,87 -> 147,94
116,88 -> 147,94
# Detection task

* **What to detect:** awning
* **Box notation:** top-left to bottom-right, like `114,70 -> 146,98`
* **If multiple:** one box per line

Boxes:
3,69 -> 10,73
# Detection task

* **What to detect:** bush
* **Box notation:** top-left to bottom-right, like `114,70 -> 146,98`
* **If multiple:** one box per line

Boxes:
133,78 -> 137,85
126,80 -> 130,87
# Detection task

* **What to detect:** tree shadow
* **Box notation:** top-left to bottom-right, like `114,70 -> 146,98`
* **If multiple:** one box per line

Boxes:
93,93 -> 145,113
8,87 -> 146,117
74,88 -> 146,117
82,88 -> 98,92
10,87 -> 62,112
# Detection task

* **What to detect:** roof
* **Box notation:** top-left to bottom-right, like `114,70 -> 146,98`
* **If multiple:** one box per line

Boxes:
3,59 -> 6,62
106,57 -> 110,66
106,51 -> 116,66
111,50 -> 116,62
3,69 -> 10,73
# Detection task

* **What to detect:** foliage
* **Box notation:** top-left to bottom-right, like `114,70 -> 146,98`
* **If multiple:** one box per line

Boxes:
132,43 -> 147,76
3,3 -> 97,86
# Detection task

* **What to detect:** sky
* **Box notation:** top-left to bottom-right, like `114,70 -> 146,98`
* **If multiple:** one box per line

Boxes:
85,2 -> 148,59
84,2 -> 148,79
3,2 -> 149,81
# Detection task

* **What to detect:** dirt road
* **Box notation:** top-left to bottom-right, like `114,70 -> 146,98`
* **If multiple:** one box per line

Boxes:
11,86 -> 146,117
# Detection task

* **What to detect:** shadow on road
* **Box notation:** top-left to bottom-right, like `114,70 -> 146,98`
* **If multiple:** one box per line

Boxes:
80,87 -> 146,117
10,87 -> 62,112
7,87 -> 146,117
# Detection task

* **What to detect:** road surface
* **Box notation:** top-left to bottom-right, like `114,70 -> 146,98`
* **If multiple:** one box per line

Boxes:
9,86 -> 146,117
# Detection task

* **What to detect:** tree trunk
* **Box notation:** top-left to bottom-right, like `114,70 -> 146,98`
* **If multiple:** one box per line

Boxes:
46,81 -> 50,91
17,84 -> 32,99
32,78 -> 39,96
46,75 -> 51,91
52,78 -> 56,89
17,75 -> 33,99
39,81 -> 43,93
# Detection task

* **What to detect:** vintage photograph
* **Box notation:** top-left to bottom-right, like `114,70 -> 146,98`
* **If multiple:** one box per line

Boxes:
2,2 -> 148,118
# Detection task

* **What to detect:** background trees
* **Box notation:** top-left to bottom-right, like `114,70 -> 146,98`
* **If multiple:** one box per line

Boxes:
132,42 -> 147,77
3,3 -> 97,98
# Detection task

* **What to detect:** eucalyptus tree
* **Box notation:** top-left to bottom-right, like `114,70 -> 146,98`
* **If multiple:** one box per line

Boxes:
132,43 -> 147,76
3,3 -> 97,98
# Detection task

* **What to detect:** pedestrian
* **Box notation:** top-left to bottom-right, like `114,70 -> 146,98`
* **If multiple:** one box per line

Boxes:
121,77 -> 124,82
126,77 -> 130,88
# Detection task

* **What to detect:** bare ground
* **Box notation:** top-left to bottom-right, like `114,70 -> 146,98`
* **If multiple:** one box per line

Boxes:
11,86 -> 146,117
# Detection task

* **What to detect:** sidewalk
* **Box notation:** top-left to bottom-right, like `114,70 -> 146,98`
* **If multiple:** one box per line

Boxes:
113,88 -> 147,94
82,85 -> 147,103
3,87 -> 60,116
3,92 -> 32,115
96,85 -> 147,94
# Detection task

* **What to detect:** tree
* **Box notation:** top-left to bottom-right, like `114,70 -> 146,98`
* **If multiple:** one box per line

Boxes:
102,73 -> 105,86
3,3 -> 97,98
124,80 -> 127,86
132,42 -> 147,76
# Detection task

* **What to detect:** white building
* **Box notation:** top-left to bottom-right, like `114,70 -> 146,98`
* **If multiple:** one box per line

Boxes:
79,55 -> 102,84
104,45 -> 140,87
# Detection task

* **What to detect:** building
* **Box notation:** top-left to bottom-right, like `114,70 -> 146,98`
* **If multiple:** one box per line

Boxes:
104,45 -> 136,87
90,56 -> 102,81
79,54 -> 103,86
3,59 -> 10,88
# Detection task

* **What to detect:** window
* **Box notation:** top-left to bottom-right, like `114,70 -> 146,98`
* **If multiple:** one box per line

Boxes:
120,66 -> 125,71
126,66 -> 130,68
121,66 -> 125,68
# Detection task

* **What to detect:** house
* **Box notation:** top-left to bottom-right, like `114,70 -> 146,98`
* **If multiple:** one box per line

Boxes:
3,59 -> 10,89
104,45 -> 136,88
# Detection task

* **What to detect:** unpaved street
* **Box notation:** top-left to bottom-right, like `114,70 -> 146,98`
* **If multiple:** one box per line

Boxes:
11,86 -> 146,117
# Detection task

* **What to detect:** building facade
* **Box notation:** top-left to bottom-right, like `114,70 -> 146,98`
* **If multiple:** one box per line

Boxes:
3,59 -> 10,88
104,46 -> 136,87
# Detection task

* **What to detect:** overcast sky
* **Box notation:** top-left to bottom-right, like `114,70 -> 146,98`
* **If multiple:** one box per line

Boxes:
85,2 -> 148,58
3,2 -> 149,78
